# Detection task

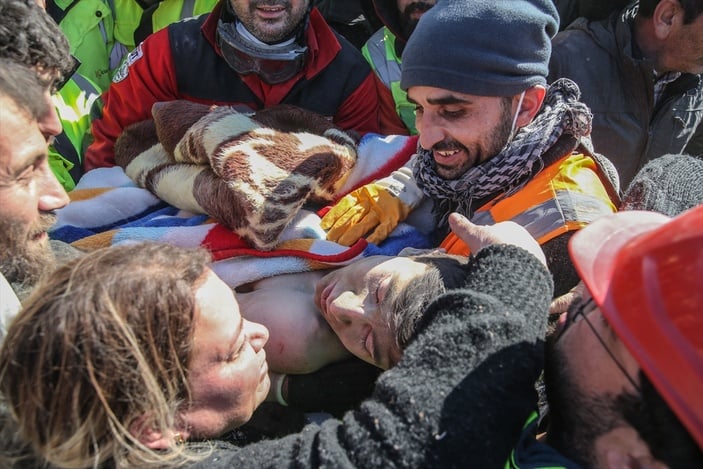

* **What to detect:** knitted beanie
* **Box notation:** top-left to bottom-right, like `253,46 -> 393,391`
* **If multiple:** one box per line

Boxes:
620,154 -> 703,217
400,0 -> 559,96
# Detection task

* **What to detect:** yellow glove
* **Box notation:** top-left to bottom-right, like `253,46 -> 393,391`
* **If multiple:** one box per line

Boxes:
321,183 -> 412,246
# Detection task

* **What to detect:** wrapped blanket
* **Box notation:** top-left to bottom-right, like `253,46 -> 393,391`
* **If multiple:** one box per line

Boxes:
114,102 -> 360,250
52,108 -> 432,287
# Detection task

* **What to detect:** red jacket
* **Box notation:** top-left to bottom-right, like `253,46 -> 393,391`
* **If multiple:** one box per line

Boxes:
86,2 -> 404,169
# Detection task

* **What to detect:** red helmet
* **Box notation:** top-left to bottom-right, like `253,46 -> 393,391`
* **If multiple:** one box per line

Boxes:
569,205 -> 703,449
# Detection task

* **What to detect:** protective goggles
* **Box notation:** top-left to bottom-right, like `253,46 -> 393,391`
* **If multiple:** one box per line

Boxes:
217,20 -> 307,85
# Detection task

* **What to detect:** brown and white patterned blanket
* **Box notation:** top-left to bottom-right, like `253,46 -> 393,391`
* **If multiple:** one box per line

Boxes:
53,105 -> 430,286
114,101 -> 359,250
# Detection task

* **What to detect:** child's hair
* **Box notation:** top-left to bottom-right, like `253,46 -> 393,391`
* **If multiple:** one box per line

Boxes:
389,254 -> 467,349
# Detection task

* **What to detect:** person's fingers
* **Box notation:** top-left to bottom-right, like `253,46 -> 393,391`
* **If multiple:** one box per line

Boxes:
320,193 -> 360,230
549,292 -> 576,315
325,205 -> 367,242
337,211 -> 381,246
549,281 -> 586,315
366,217 -> 396,245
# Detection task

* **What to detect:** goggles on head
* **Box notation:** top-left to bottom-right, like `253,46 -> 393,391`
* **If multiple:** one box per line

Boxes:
217,19 -> 308,85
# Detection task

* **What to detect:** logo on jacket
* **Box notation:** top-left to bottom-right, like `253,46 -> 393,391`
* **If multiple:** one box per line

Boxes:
112,44 -> 144,84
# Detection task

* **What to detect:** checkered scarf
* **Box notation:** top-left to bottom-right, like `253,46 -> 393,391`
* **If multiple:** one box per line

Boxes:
413,78 -> 593,227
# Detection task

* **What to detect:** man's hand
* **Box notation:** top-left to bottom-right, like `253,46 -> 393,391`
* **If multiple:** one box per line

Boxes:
321,184 -> 411,246
448,212 -> 547,268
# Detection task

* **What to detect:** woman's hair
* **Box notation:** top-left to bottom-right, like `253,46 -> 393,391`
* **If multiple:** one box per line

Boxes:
0,242 -> 211,468
387,254 -> 467,350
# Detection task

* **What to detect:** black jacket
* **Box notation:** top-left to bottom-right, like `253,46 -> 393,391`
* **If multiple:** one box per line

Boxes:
189,244 -> 553,468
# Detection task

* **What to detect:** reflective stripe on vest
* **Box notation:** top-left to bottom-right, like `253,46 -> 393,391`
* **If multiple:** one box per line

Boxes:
362,27 -> 417,134
440,152 -> 617,255
114,0 -> 218,50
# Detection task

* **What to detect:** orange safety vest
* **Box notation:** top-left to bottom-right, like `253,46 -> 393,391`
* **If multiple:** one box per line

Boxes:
440,152 -> 617,256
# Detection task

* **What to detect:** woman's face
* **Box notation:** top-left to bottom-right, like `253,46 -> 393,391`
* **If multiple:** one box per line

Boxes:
314,256 -> 430,370
180,270 -> 270,438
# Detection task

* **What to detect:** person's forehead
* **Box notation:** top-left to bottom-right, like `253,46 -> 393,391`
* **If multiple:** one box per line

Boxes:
196,271 -> 236,315
407,86 -> 488,105
0,103 -> 44,167
193,271 -> 241,345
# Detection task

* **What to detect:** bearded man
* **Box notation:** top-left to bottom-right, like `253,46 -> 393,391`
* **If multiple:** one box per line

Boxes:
0,61 -> 71,339
323,0 -> 620,299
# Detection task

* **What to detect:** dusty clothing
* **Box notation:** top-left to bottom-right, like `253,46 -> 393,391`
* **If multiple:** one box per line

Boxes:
189,244 -> 553,468
86,1 -> 397,169
549,4 -> 703,187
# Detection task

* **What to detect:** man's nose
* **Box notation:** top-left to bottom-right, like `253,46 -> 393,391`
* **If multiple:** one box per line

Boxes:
416,112 -> 445,151
41,94 -> 62,139
38,166 -> 70,212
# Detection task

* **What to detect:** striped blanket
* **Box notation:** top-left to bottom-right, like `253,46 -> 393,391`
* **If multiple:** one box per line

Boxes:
51,131 -> 433,287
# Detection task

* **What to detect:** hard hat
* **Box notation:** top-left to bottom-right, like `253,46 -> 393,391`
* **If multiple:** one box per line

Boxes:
569,205 -> 703,450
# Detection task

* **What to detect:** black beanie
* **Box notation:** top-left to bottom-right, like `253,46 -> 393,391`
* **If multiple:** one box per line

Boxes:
620,154 -> 703,217
400,0 -> 559,96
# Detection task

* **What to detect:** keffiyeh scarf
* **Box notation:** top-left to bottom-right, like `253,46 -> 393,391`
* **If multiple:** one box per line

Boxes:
413,78 -> 593,227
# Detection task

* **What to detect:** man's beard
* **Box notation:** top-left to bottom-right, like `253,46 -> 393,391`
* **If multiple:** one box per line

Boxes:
399,2 -> 434,38
543,336 -> 625,467
238,0 -> 302,44
0,214 -> 56,296
432,99 -> 513,180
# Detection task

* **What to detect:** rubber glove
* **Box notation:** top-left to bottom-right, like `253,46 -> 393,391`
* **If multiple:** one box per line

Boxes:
321,164 -> 424,245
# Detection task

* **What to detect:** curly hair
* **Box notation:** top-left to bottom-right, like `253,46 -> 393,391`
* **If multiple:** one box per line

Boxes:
0,0 -> 73,86
0,59 -> 48,120
0,243 -> 213,468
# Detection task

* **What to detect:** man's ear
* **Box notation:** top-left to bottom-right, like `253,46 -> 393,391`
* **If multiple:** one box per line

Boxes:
652,0 -> 681,39
603,449 -> 668,469
514,85 -> 547,129
598,427 -> 668,469
128,413 -> 190,450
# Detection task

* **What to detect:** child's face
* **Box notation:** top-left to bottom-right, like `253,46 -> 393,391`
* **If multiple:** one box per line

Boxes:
314,256 -> 429,369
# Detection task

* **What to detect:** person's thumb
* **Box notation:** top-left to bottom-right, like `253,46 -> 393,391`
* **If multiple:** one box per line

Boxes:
447,212 -> 487,254
448,212 -> 547,267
